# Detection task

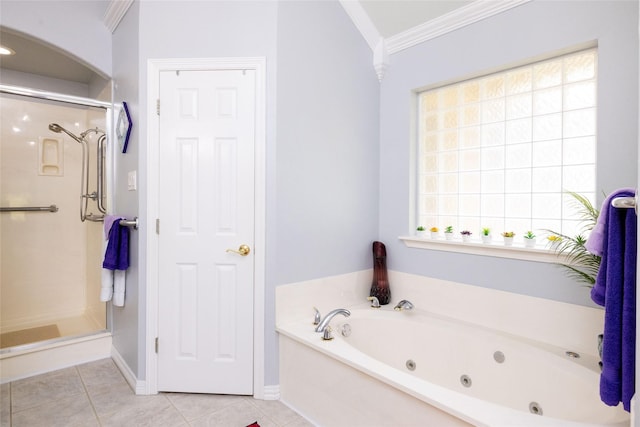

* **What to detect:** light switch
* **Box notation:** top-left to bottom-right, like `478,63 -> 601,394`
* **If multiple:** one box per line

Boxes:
128,170 -> 137,191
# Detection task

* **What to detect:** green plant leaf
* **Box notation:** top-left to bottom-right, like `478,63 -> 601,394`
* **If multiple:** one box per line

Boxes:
545,191 -> 601,287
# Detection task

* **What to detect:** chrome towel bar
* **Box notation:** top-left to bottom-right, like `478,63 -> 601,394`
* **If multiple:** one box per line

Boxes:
612,194 -> 637,214
119,217 -> 138,229
0,205 -> 58,213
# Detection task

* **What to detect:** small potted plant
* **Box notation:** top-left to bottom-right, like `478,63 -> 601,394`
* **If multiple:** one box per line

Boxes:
460,230 -> 472,242
524,231 -> 536,248
430,226 -> 439,239
547,234 -> 562,249
444,225 -> 454,240
416,226 -> 427,238
501,231 -> 515,246
481,227 -> 491,244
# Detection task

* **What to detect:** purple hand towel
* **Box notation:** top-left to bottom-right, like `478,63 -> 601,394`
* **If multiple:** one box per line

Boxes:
586,188 -> 635,257
590,189 -> 636,412
104,215 -> 123,241
102,219 -> 130,271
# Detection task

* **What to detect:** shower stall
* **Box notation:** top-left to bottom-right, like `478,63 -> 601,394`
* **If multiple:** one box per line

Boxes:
0,88 -> 112,353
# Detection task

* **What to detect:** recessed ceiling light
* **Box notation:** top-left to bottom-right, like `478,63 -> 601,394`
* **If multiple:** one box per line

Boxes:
0,45 -> 15,55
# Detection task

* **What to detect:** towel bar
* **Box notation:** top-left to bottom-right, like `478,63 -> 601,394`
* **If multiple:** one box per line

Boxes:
611,196 -> 637,214
120,217 -> 138,229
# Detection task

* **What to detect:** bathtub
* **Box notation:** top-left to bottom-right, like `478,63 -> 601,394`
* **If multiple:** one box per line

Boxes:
277,305 -> 629,427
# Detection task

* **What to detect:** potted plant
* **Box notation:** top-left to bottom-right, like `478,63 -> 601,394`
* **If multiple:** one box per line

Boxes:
444,225 -> 454,240
546,191 -> 601,287
430,226 -> 439,239
524,231 -> 536,248
501,231 -> 515,246
460,230 -> 472,242
547,234 -> 562,249
481,227 -> 491,244
416,226 -> 427,238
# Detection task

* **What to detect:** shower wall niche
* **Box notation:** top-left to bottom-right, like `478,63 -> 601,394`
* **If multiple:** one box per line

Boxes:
0,94 -> 108,348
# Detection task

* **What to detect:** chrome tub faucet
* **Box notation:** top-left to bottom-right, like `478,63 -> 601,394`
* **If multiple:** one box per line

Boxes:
315,308 -> 351,333
394,300 -> 414,311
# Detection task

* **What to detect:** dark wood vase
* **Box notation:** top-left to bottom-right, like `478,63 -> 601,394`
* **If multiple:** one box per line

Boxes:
370,241 -> 391,305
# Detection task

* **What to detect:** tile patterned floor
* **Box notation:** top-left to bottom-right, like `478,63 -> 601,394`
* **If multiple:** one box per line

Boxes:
0,358 -> 313,427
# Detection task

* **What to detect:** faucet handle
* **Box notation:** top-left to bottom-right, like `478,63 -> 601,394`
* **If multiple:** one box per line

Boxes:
394,299 -> 414,311
313,307 -> 321,325
367,296 -> 381,308
322,327 -> 334,341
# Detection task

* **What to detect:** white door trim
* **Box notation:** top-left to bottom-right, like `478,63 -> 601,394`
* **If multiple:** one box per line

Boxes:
145,57 -> 266,397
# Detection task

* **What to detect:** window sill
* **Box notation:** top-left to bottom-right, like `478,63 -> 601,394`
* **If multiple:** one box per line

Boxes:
399,236 -> 564,264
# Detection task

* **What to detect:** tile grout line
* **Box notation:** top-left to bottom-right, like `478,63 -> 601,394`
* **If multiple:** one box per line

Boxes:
243,397 -> 284,427
76,365 -> 104,426
162,393 -> 191,426
9,382 -> 13,427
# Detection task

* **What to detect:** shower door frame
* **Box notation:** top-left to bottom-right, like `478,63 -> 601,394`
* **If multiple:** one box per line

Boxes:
0,83 -> 115,340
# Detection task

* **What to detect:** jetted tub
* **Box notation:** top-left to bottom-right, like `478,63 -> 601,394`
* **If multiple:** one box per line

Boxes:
277,306 -> 629,427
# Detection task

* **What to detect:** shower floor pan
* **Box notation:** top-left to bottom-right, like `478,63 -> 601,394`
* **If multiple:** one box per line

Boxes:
0,313 -> 111,383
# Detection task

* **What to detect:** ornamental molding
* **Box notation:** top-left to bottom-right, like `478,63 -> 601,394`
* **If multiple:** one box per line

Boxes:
103,0 -> 135,33
339,0 -> 531,81
386,0 -> 532,55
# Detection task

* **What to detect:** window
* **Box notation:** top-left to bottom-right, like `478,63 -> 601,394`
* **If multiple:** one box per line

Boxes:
417,48 -> 597,242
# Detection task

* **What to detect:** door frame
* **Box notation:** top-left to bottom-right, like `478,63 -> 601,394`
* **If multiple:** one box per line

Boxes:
144,57 -> 266,397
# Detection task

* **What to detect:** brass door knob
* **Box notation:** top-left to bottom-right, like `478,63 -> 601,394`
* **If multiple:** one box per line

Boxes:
226,244 -> 250,256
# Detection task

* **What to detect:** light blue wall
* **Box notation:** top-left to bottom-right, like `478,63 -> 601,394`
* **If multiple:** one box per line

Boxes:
379,0 -> 638,307
111,0 -> 141,381
275,1 -> 380,285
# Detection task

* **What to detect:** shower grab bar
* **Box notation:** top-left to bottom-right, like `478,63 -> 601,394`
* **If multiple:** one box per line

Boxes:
85,213 -> 105,222
96,134 -> 107,214
0,205 -> 58,213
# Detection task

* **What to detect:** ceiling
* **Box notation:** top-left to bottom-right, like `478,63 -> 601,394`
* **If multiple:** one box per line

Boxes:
0,28 -> 100,84
359,0 -> 473,38
0,0 -> 473,84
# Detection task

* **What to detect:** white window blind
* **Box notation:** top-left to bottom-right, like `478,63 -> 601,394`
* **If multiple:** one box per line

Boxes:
417,48 -> 597,241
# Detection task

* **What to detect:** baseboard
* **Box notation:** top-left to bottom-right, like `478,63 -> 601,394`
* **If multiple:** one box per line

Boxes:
262,384 -> 280,400
111,345 -> 147,395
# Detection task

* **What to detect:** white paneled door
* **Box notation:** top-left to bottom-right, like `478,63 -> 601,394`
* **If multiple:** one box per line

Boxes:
157,69 -> 255,394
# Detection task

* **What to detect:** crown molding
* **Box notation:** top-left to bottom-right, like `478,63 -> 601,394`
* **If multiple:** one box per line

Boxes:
338,1 -> 380,52
338,1 -> 389,81
386,0 -> 531,55
373,38 -> 389,82
103,0 -> 134,33
339,0 -> 531,81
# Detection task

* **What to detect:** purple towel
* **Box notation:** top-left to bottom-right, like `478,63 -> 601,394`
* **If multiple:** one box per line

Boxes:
590,189 -> 636,411
102,219 -> 130,271
103,215 -> 122,240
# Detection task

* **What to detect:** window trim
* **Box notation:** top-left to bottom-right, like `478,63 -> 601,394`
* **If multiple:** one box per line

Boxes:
399,236 -> 563,264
